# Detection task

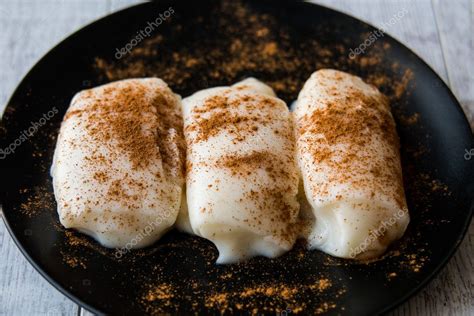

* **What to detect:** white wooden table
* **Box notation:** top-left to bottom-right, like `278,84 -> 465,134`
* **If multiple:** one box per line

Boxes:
0,1 -> 472,315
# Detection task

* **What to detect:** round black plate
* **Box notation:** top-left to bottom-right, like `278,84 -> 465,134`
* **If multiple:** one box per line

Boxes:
1,1 -> 473,315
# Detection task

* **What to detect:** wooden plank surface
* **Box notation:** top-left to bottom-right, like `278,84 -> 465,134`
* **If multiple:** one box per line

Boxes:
0,0 -> 472,315
433,0 -> 473,127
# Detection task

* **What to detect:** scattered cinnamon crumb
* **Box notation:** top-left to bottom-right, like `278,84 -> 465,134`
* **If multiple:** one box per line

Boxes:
145,283 -> 175,302
399,112 -> 419,126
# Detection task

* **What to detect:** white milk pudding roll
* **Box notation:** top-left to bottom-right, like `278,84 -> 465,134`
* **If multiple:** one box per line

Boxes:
178,78 -> 299,264
294,69 -> 409,260
51,78 -> 185,249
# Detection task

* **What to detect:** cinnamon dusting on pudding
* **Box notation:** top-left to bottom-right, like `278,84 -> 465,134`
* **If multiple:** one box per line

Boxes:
182,79 -> 300,258
296,70 -> 406,210
218,150 -> 290,180
66,82 -> 184,173
52,78 -> 185,247
213,150 -> 298,242
185,92 -> 279,144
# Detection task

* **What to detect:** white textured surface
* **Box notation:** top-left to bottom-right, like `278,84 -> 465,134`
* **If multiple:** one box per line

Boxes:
0,0 -> 472,315
294,69 -> 410,259
51,78 -> 183,249
180,78 -> 299,264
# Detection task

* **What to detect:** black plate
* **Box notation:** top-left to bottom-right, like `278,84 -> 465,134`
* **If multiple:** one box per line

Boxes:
1,0 -> 473,315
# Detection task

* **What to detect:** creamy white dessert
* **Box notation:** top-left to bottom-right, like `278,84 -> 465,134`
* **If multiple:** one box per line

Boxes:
178,78 -> 300,263
294,69 -> 409,260
51,78 -> 185,249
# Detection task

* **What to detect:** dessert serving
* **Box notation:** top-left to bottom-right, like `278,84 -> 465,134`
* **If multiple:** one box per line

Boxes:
177,78 -> 299,263
3,1 -> 471,314
51,78 -> 185,248
50,71 -> 409,263
294,69 -> 410,260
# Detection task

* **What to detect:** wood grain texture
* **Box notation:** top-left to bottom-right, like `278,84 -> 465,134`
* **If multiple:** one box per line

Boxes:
109,0 -> 146,12
0,0 -> 471,315
433,0 -> 473,128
